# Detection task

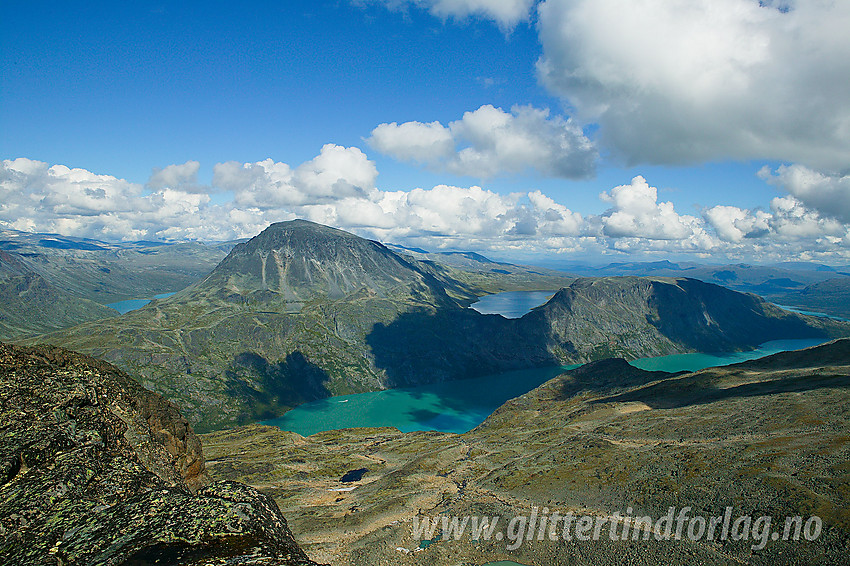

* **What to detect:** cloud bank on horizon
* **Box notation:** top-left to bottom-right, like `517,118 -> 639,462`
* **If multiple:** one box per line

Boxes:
2,0 -> 849,262
3,153 -> 848,262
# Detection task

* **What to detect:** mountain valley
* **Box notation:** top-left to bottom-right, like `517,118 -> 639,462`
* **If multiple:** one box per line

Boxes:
3,221 -> 850,566
23,221 -> 849,431
0,250 -> 118,341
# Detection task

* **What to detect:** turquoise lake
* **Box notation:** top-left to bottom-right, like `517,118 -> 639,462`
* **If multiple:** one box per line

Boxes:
264,364 -> 578,436
629,338 -> 826,372
265,340 -> 825,436
261,289 -> 832,436
772,304 -> 850,322
107,292 -> 176,314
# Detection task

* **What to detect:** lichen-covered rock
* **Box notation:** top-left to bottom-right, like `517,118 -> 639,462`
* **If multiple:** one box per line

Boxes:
0,343 -> 320,565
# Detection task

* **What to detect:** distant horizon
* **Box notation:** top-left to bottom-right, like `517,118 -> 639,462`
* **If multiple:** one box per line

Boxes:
4,221 -> 850,271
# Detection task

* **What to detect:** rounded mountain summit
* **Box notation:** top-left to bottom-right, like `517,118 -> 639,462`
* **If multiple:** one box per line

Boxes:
189,219 -> 456,310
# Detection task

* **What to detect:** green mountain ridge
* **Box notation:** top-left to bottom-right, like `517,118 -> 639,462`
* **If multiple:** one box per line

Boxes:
26,221 -> 850,432
773,277 -> 850,319
530,276 -> 836,358
0,228 -> 235,303
0,250 -> 118,341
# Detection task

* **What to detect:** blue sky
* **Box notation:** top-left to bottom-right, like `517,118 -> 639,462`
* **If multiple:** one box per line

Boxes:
2,1 -> 849,263
2,2 -> 544,179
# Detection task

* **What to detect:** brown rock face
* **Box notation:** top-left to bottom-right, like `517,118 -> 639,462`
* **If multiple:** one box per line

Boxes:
0,342 -> 321,565
2,342 -> 210,492
130,377 -> 209,492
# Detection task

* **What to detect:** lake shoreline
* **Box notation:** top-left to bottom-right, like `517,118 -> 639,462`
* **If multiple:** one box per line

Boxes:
106,292 -> 177,314
265,289 -> 834,436
264,337 -> 828,437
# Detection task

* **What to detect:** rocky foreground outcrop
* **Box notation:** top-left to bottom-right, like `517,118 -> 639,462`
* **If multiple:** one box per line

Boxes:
0,343 -> 319,565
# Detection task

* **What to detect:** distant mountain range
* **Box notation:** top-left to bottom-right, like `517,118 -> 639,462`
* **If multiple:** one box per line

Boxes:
0,229 -> 240,341
0,228 -> 237,303
26,220 -> 849,431
773,277 -> 850,319
0,250 -> 117,340
5,223 -> 849,329
565,258 -> 847,292
383,242 -> 576,301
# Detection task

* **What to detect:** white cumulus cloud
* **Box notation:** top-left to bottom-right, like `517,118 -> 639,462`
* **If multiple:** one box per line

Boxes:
368,104 -> 597,179
768,195 -> 846,241
1,158 -> 143,221
214,144 -> 378,208
600,176 -> 703,241
368,120 -> 456,164
536,0 -> 850,171
355,0 -> 535,29
759,164 -> 850,224
147,161 -> 203,192
0,158 -> 239,241
704,205 -> 770,243
704,196 -> 847,249
4,156 -> 850,262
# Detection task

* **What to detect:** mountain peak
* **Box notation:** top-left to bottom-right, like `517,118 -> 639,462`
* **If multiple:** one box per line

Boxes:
240,219 -> 378,255
195,220 -> 448,305
263,218 -> 358,236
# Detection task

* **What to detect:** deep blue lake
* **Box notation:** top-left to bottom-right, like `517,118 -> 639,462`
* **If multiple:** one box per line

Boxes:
107,292 -> 176,314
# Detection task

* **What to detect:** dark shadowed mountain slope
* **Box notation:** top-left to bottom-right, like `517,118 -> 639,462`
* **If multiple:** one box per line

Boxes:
522,276 -> 841,362
367,275 -> 848,379
0,342 -> 320,565
0,250 -> 117,341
